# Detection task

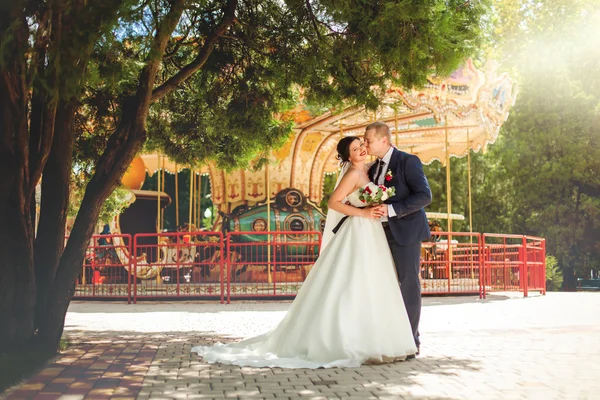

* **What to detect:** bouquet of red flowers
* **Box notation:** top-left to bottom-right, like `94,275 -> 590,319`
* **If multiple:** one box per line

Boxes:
358,184 -> 396,205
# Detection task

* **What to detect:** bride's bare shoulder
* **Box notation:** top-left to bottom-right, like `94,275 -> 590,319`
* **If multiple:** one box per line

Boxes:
344,167 -> 361,177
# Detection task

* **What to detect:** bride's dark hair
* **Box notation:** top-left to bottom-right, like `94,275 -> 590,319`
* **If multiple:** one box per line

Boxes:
336,136 -> 360,164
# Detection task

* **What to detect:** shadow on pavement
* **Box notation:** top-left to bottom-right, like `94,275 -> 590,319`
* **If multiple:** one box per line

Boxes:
3,330 -> 480,399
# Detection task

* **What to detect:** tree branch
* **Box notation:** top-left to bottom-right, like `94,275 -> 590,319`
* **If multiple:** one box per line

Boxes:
305,0 -> 322,41
163,27 -> 200,61
29,6 -> 61,196
50,1 -> 189,338
26,6 -> 51,89
151,0 -> 238,102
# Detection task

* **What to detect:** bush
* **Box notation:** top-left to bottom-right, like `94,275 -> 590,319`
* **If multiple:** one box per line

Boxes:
545,255 -> 563,291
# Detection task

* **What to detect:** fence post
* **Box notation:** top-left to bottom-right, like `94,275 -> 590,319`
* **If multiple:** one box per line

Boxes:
483,234 -> 488,299
133,235 -> 138,304
479,234 -> 484,299
219,233 -> 225,304
522,236 -> 528,298
127,235 -> 132,304
542,239 -> 547,295
91,239 -> 96,297
226,233 -> 231,304
176,234 -> 181,297
272,232 -> 278,296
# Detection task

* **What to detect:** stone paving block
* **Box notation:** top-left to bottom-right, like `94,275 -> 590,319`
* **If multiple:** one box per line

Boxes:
2,294 -> 600,400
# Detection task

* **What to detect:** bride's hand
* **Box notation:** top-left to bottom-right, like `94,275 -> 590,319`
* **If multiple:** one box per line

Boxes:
362,206 -> 384,219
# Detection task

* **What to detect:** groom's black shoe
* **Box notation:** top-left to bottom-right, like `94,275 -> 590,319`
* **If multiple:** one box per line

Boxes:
407,347 -> 420,359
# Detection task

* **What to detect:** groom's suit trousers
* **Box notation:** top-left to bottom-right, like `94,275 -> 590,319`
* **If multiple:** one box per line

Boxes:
383,225 -> 421,347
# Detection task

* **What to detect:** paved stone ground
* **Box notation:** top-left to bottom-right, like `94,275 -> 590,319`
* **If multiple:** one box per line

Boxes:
2,292 -> 599,400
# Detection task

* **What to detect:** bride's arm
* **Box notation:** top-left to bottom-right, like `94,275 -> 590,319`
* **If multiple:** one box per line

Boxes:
328,171 -> 380,219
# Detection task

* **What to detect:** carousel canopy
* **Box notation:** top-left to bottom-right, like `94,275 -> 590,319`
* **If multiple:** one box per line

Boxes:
133,60 -> 516,209
139,154 -> 210,177
314,59 -> 517,174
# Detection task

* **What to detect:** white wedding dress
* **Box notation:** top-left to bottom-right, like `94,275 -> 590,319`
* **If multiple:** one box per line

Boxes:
191,182 -> 417,368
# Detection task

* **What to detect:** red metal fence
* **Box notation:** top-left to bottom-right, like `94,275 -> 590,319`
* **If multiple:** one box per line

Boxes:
421,232 -> 483,295
481,234 -> 547,298
74,234 -> 133,302
226,231 -> 321,302
73,231 -> 545,301
132,232 -> 225,303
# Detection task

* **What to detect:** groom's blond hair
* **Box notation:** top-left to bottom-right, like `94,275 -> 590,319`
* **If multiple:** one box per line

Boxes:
365,121 -> 392,143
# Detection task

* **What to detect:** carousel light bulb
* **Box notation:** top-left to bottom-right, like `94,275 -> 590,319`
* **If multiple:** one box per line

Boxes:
204,208 -> 212,219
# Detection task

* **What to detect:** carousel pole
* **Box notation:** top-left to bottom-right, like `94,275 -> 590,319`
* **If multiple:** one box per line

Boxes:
175,163 -> 179,228
445,118 -> 453,233
156,154 -> 161,232
161,157 -> 165,231
371,109 -> 377,163
156,154 -> 162,284
198,172 -> 202,230
189,169 -> 194,232
467,128 -> 473,235
394,110 -> 399,148
193,173 -> 197,230
467,128 -> 475,280
445,118 -> 453,284
266,161 -> 272,284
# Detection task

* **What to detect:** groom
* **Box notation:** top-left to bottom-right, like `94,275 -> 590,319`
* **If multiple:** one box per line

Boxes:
364,121 -> 432,355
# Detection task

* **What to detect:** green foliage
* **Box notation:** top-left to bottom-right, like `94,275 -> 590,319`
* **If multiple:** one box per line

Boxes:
75,0 -> 490,172
99,187 -> 135,224
490,2 -> 600,278
427,1 -> 600,280
69,182 -> 134,225
319,173 -> 339,213
423,149 -> 513,233
545,255 -> 563,291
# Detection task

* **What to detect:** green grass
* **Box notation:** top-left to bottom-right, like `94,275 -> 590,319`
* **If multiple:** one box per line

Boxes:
0,339 -> 69,394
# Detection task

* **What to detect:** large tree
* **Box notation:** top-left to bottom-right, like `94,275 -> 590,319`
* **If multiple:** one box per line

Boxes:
0,0 -> 489,354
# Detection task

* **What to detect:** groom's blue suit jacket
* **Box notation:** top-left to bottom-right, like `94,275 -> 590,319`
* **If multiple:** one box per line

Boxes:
369,148 -> 432,245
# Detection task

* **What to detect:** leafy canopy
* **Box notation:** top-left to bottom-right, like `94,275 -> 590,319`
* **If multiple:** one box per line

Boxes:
76,0 -> 490,171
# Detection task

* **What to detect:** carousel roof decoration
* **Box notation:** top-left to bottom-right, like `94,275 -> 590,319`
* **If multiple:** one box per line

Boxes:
312,60 -> 516,175
130,60 -> 516,212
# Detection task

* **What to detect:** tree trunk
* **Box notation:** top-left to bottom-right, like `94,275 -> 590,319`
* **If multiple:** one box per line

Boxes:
0,148 -> 37,352
0,7 -> 36,353
0,0 -> 143,354
34,102 -> 77,329
34,0 -> 187,347
36,117 -> 146,348
0,190 -> 36,353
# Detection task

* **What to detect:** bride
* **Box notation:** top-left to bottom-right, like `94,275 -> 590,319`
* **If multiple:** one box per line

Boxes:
191,136 -> 417,368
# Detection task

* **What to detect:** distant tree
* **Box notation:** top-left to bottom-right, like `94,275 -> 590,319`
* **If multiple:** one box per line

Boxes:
545,256 -> 563,292
424,1 -> 600,280
488,0 -> 600,277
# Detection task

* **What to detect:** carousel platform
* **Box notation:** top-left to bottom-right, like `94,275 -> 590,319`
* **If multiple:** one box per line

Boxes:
74,278 -> 483,300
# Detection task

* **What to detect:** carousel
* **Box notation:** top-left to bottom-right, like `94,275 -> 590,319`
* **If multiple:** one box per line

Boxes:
136,60 -> 515,230
80,59 -> 517,299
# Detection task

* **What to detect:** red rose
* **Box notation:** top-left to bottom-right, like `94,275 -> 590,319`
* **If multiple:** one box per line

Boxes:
364,187 -> 372,194
385,175 -> 392,182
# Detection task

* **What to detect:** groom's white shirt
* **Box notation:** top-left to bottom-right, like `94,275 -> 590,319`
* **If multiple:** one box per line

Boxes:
374,147 -> 397,221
